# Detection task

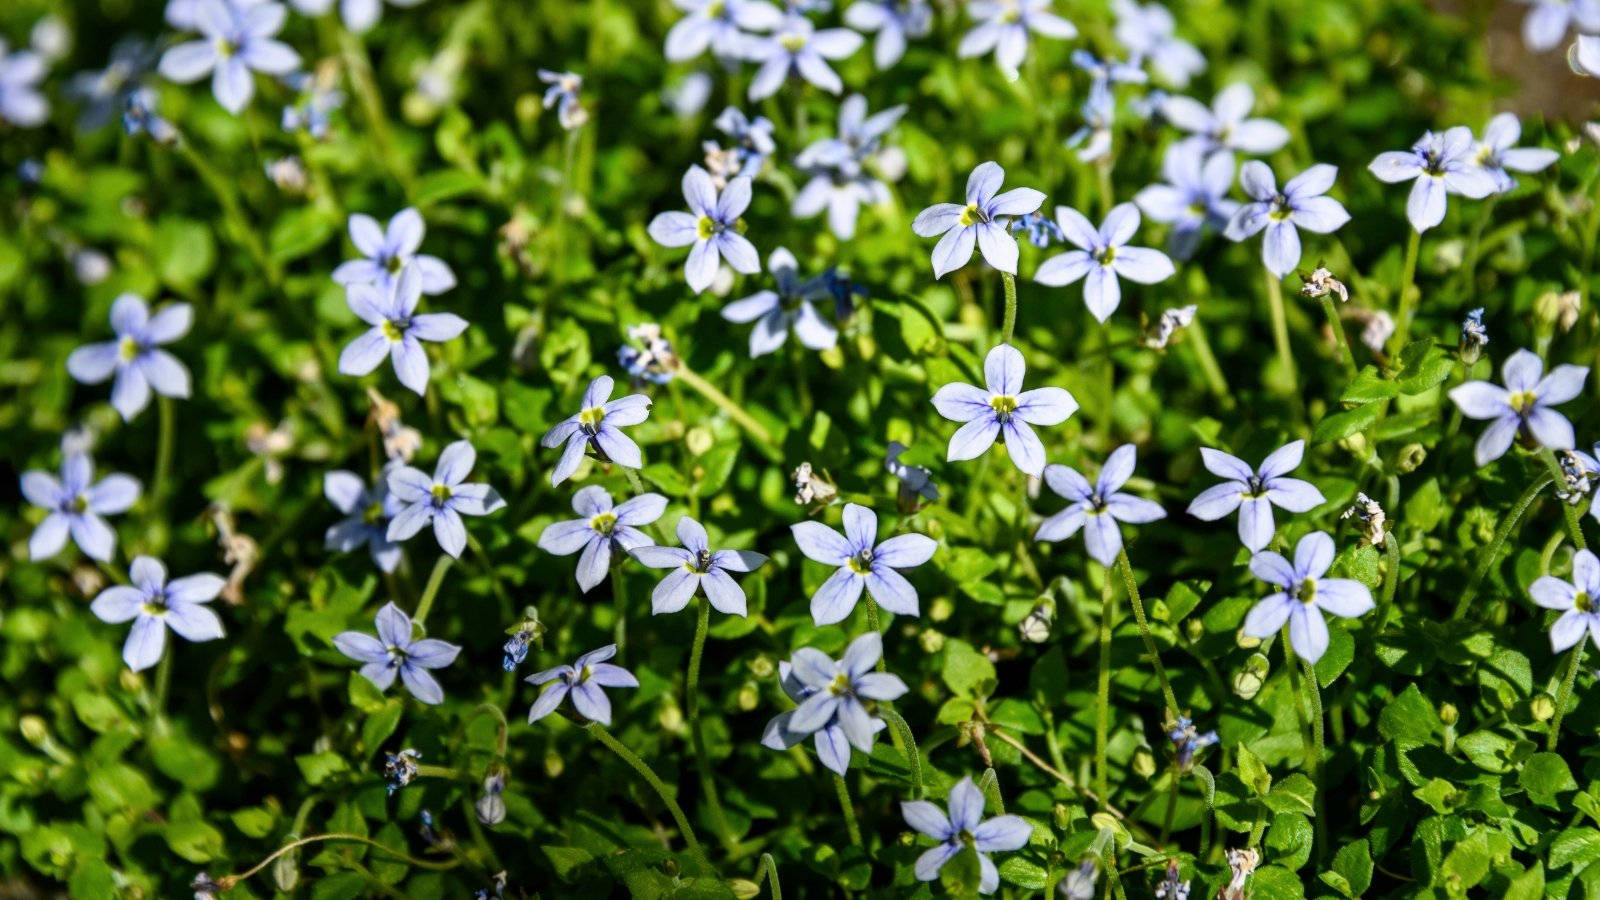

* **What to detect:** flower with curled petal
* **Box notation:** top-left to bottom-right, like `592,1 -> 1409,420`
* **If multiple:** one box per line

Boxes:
333,602 -> 460,705
1035,444 -> 1166,566
526,644 -> 639,726
385,440 -> 506,559
901,776 -> 1033,894
332,207 -> 457,296
791,503 -> 938,625
537,486 -> 667,592
1448,348 -> 1588,467
931,343 -> 1078,477
647,165 -> 761,294
21,452 -> 140,562
540,376 -> 653,487
1035,203 -> 1175,322
1134,141 -> 1239,261
912,161 -> 1045,278
1222,162 -> 1350,279
760,633 -> 908,775
1242,531 -> 1374,663
630,517 -> 768,616
90,556 -> 226,672
1186,440 -> 1325,552
66,294 -> 193,421
1529,548 -> 1600,653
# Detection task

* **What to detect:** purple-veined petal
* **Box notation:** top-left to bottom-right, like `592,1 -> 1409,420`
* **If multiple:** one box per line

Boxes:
1530,575 -> 1578,611
651,567 -> 699,615
1188,482 -> 1244,520
401,665 -> 445,704
811,568 -> 866,625
855,671 -> 909,702
1406,176 -> 1448,232
1290,196 -> 1350,234
975,222 -> 1019,275
1368,151 -> 1422,184
1293,531 -> 1336,580
901,800 -> 954,840
67,342 -> 120,384
965,161 -> 1004,206
91,586 -> 147,623
931,382 -> 993,423
1261,221 -> 1301,278
1448,381 -> 1511,419
649,211 -> 701,247
1525,407 -> 1576,451
930,225 -> 977,279
123,615 -> 167,672
1002,419 -> 1047,477
1473,415 -> 1520,467
1241,592 -> 1293,639
947,777 -> 985,833
86,475 -> 141,515
711,549 -> 767,572
1111,246 -> 1175,284
984,343 -> 1026,396
874,533 -> 937,569
1105,493 -> 1166,525
1035,503 -> 1087,542
946,416 -> 1001,462
914,844 -> 960,882
1083,511 -> 1123,566
164,601 -> 225,642
1237,496 -> 1275,552
1015,387 -> 1078,426
1287,604 -> 1331,663
912,203 -> 964,238
70,514 -> 116,562
1313,579 -> 1374,618
1536,364 -> 1589,406
111,366 -> 153,421
526,682 -> 571,723
793,522 -> 853,564
974,815 -> 1032,852
166,573 -> 225,604
1248,550 -> 1297,588
631,545 -> 693,568
865,566 -> 919,616
339,328 -> 390,377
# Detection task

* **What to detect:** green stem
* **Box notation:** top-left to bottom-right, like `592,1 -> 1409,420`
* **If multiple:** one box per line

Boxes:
880,707 -> 923,798
1539,449 -> 1588,551
964,450 -> 994,519
1095,564 -> 1116,807
1264,271 -> 1299,398
152,642 -> 174,735
1548,643 -> 1586,752
675,365 -> 782,462
587,723 -> 713,872
688,595 -> 735,848
1459,195 -> 1497,298
412,555 -> 453,628
1000,271 -> 1018,345
1159,768 -> 1179,847
1319,295 -> 1357,377
337,27 -> 415,195
1104,845 -> 1129,900
1247,802 -> 1269,849
1375,532 -> 1401,635
624,467 -> 647,496
613,571 -> 628,660
151,396 -> 176,515
757,853 -> 783,900
1117,549 -> 1178,718
1300,657 -> 1326,865
1186,316 -> 1234,409
1391,229 -> 1422,354
1452,471 -> 1555,619
216,832 -> 459,889
832,773 -> 863,847
175,138 -> 279,289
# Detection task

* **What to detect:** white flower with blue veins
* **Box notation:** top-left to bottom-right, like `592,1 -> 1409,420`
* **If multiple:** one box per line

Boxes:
761,632 -> 908,775
958,0 -> 1077,77
91,556 -> 227,673
337,263 -> 469,397
665,0 -> 785,63
1035,203 -> 1176,322
1242,531 -> 1374,664
1223,162 -> 1351,279
722,247 -> 839,357
931,343 -> 1079,477
158,0 -> 300,114
1112,0 -> 1205,88
1515,0 -> 1600,52
902,777 -> 1033,894
1530,549 -> 1600,653
66,294 -> 194,422
385,440 -> 506,559
791,503 -> 939,625
332,207 -> 457,296
912,161 -> 1045,278
630,516 -> 769,616
746,14 -> 863,101
1035,444 -> 1167,567
1368,126 -> 1499,233
1187,440 -> 1325,553
1161,84 -> 1288,161
844,0 -> 932,70
1474,112 -> 1560,194
648,165 -> 761,294
21,452 -> 141,563
1448,348 -> 1588,467
537,485 -> 667,593
1134,141 -> 1240,261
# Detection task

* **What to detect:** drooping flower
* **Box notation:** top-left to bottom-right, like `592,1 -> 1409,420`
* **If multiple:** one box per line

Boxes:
158,0 -> 301,114
324,467 -> 403,573
337,263 -> 469,396
1187,440 -> 1325,552
538,69 -> 587,130
630,516 -> 768,616
1222,162 -> 1351,278
844,0 -> 933,69
791,503 -> 938,624
911,161 -> 1045,278
21,451 -> 140,562
1368,127 -> 1499,233
647,165 -> 761,294
760,633 -> 908,774
1459,308 -> 1488,365
122,85 -> 176,143
747,15 -> 863,100
1242,531 -> 1374,663
1161,84 -> 1288,160
957,0 -> 1077,77
332,207 -> 457,295
617,323 -> 679,385
0,38 -> 50,127
66,294 -> 193,421
334,602 -> 461,704
386,440 -> 506,558
1530,548 -> 1600,652
1474,112 -> 1560,194
537,486 -> 667,592
886,441 -> 940,510
539,375 -> 653,487
90,556 -> 226,672
1035,444 -> 1166,566
67,37 -> 153,131
474,767 -> 507,825
1140,304 -> 1197,350
526,644 -> 639,725
1515,0 -> 1600,52
901,777 -> 1033,894
1035,203 -> 1176,322
931,343 -> 1078,477
664,0 -> 785,63
1112,0 -> 1205,87
721,247 -> 839,356
1447,348 -> 1588,466
501,614 -> 543,671
1168,716 -> 1219,773
1009,211 -> 1066,248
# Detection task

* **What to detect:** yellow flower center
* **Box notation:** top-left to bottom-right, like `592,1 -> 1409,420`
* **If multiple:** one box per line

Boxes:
1578,592 -> 1593,614
959,203 -> 991,227
1508,390 -> 1537,414
363,502 -> 385,525
119,335 -> 141,362
696,215 -> 720,240
591,511 -> 617,536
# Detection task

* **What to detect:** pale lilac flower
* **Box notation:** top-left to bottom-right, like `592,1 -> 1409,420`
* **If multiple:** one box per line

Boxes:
1010,211 -> 1065,248
386,440 -> 506,558
795,93 -> 906,170
747,15 -> 863,101
332,207 -> 457,295
1530,548 -> 1600,652
665,0 -> 786,62
844,0 -> 932,69
1035,445 -> 1166,566
158,0 -> 300,114
540,376 -> 653,487
911,161 -> 1045,278
324,467 -> 403,573
1066,74 -> 1115,163
760,633 -> 908,774
537,486 -> 667,592
793,157 -> 892,240
931,343 -> 1079,477
710,106 -> 777,179
1448,348 -> 1588,466
122,86 -> 176,143
902,777 -> 1032,894
279,70 -> 343,138
629,516 -> 768,616
1242,531 -> 1374,663
958,0 -> 1077,77
1187,440 -> 1325,552
1577,34 -> 1600,75
722,247 -> 839,356
334,602 -> 460,704
90,556 -> 226,672
1368,127 -> 1499,233
68,38 -> 153,131
288,0 -> 429,34
538,69 -> 587,130
337,263 -> 469,396
1515,0 -> 1600,52
1113,0 -> 1205,87
1134,141 -> 1239,260
526,644 -> 638,726
1161,84 -> 1288,159
1474,113 -> 1560,194
886,441 -> 940,508
1035,203 -> 1175,322
1223,162 -> 1351,278
0,38 -> 50,127
66,294 -> 193,421
791,503 -> 938,624
21,452 -> 140,562
647,165 -> 761,294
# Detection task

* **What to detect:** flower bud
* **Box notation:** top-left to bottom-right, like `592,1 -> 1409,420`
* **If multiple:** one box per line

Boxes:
1233,654 -> 1269,700
543,750 -> 565,779
748,654 -> 775,679
1396,444 -> 1427,474
737,681 -> 759,712
729,879 -> 761,900
1438,703 -> 1459,726
1531,693 -> 1557,722
1132,748 -> 1157,779
930,596 -> 955,623
19,716 -> 48,747
685,426 -> 715,457
919,629 -> 945,654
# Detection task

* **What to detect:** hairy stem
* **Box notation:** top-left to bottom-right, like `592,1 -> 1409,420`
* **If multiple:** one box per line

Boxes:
1548,642 -> 1587,752
412,555 -> 454,629
1390,229 -> 1422,354
675,365 -> 782,462
1096,564 -> 1116,807
688,595 -> 735,848
1264,271 -> 1299,398
1453,471 -> 1555,619
1118,548 -> 1178,718
833,772 -> 862,847
1000,270 -> 1019,345
587,723 -> 713,872
880,707 -> 923,799
1319,295 -> 1357,377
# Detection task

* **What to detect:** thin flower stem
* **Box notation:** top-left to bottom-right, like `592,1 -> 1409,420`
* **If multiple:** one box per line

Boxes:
1095,564 -> 1116,807
964,451 -> 994,519
688,595 -> 736,849
1375,532 -> 1401,635
1390,229 -> 1422,354
1538,449 -> 1587,551
1247,802 -> 1269,849
175,138 -> 279,289
1300,657 -> 1326,865
880,707 -> 923,798
674,365 -> 783,462
1459,195 -> 1497,296
1319,295 -> 1357,377
337,26 -> 415,195
586,723 -> 713,872
623,467 -> 647,496
612,572 -> 628,660
832,772 -> 862,846
1452,471 -> 1555,619
864,593 -> 889,674
151,643 -> 174,735
1548,643 -> 1587,752
1159,767 -> 1179,847
757,853 -> 783,900
1185,316 -> 1235,409
215,832 -> 459,889
1264,271 -> 1299,398
151,396 -> 176,520
412,555 -> 454,629
982,727 -> 1158,844
1000,271 -> 1018,345
1280,629 -> 1324,853
1117,549 -> 1178,718
1104,846 -> 1130,900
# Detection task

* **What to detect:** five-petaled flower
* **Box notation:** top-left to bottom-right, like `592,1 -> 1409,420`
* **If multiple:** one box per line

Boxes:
1187,440 -> 1325,552
1242,531 -> 1374,663
1222,162 -> 1351,279
338,263 -> 469,396
1368,127 -> 1499,233
792,503 -> 939,625
844,0 -> 933,69
1113,0 -> 1206,87
760,633 -> 908,775
1473,112 -> 1560,194
746,15 -> 864,100
1134,141 -> 1240,260
90,556 -> 226,672
1162,83 -> 1288,161
931,343 -> 1079,477
1448,348 -> 1588,467
958,0 -> 1077,76
67,294 -> 193,421
22,451 -> 140,562
648,165 -> 761,294
540,375 -> 653,487
1530,548 -> 1600,653
324,467 -> 404,573
630,516 -> 769,616
334,602 -> 461,705
526,644 -> 639,725
901,776 -> 1033,894
664,0 -> 785,63
1515,0 -> 1600,52
1035,444 -> 1167,566
913,162 -> 1045,278
537,485 -> 667,592
158,0 -> 301,114
333,207 -> 458,296
386,440 -> 506,558
1035,203 -> 1176,322
0,36 -> 50,127
721,247 -> 839,357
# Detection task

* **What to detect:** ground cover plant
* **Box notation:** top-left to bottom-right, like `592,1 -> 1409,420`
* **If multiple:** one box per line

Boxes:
5,0 -> 1600,897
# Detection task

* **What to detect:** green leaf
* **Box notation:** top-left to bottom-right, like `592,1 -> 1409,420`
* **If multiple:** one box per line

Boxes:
940,639 -> 997,700
939,843 -> 984,897
164,818 -> 225,864
1378,684 -> 1437,743
154,216 -> 216,287
230,805 -> 280,839
1313,627 -> 1355,687
1412,778 -> 1459,815
295,751 -> 351,787
1441,828 -> 1491,891
1339,366 -> 1399,404
1236,743 -> 1272,796
1396,342 -> 1456,394
269,206 -> 337,264
1519,753 -> 1578,807
360,703 -> 404,757
1504,862 -> 1545,900
1456,730 -> 1516,774
1263,773 -> 1317,816
1550,828 -> 1600,871
997,855 -> 1050,890
1265,811 -> 1313,870
1312,403 -> 1382,444
1329,838 -> 1374,897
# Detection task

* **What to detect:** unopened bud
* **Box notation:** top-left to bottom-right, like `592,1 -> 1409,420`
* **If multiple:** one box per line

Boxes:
1397,444 -> 1427,474
1439,703 -> 1459,726
737,682 -> 759,712
729,879 -> 761,899
1132,748 -> 1157,779
20,716 -> 48,746
686,426 -> 715,457
1531,693 -> 1557,722
919,629 -> 945,654
930,596 -> 955,623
